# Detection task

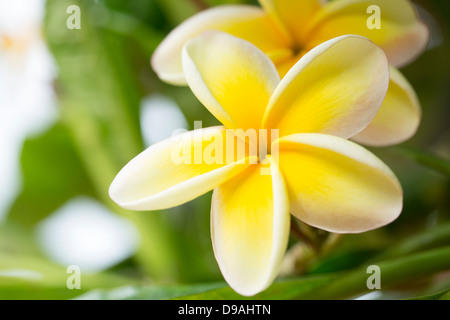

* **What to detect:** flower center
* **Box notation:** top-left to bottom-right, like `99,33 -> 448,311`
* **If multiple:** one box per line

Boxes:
235,128 -> 278,165
292,43 -> 304,57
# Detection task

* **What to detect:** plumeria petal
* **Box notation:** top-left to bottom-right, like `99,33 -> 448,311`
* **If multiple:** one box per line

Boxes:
352,66 -> 421,146
306,0 -> 430,67
182,31 -> 281,130
152,5 -> 290,85
259,0 -> 325,44
274,52 -> 306,79
109,127 -> 255,211
275,133 -> 403,234
263,35 -> 389,139
211,158 -> 290,296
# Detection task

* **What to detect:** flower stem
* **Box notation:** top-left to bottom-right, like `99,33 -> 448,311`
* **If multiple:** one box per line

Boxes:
290,217 -> 320,252
321,233 -> 344,255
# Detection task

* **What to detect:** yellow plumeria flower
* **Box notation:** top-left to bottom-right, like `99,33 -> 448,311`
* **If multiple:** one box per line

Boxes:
152,0 -> 429,147
111,32 -> 403,296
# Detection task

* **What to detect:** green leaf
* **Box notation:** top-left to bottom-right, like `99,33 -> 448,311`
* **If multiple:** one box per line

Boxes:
8,124 -> 96,229
74,246 -> 450,300
43,0 -> 186,281
177,275 -> 337,300
75,283 -> 225,300
45,0 -> 144,165
310,246 -> 450,300
0,223 -> 42,256
390,146 -> 450,177
309,222 -> 450,275
406,289 -> 450,300
182,246 -> 450,300
309,249 -> 380,275
0,222 -> 137,300
155,0 -> 198,26
374,222 -> 450,260
90,5 -> 164,56
74,275 -> 337,300
0,253 -> 137,300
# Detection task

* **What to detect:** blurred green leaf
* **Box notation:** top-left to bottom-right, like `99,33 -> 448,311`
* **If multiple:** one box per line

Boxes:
90,5 -> 164,55
0,222 -> 137,300
75,275 -> 338,300
155,0 -> 198,26
178,275 -> 337,300
182,246 -> 450,300
390,146 -> 450,177
43,0 -> 202,282
45,0 -> 144,165
75,282 -> 225,300
374,222 -> 450,260
0,253 -> 137,300
308,221 -> 450,275
0,223 -> 41,257
309,246 -> 450,300
309,249 -> 380,275
440,291 -> 450,300
406,289 -> 450,300
74,246 -> 450,300
8,124 -> 96,228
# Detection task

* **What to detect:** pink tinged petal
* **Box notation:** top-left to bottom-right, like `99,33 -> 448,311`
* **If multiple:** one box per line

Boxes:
352,66 -> 422,146
306,0 -> 430,67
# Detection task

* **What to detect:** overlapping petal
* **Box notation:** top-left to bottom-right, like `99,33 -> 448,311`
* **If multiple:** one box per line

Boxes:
263,35 -> 389,139
259,0 -> 325,44
306,0 -> 430,67
275,133 -> 403,233
211,158 -> 290,296
109,127 -> 255,211
152,5 -> 290,85
352,66 -> 422,146
182,31 -> 281,130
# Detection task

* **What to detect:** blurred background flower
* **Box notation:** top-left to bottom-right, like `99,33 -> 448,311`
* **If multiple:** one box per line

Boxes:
0,0 -> 56,220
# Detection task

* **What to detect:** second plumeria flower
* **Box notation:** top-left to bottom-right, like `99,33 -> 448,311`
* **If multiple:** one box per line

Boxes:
152,0 -> 429,147
111,32 -> 403,296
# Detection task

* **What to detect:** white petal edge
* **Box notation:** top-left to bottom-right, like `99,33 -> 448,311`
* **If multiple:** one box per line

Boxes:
109,127 -> 255,211
274,133 -> 403,234
352,66 -> 422,147
211,158 -> 290,296
263,34 -> 389,139
182,30 -> 281,130
151,5 -> 270,86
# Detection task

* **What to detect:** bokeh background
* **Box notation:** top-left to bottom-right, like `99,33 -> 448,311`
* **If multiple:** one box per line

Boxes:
0,0 -> 449,300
